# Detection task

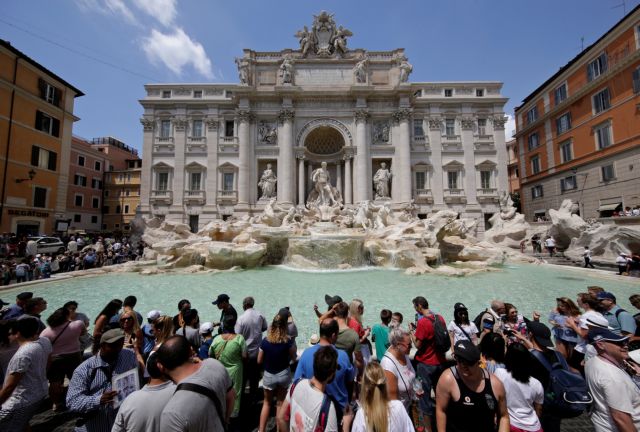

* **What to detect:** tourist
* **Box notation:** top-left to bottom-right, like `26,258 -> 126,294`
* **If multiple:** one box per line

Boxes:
479,332 -> 506,373
409,296 -> 448,429
210,314 -> 246,421
257,312 -> 296,432
172,299 -> 190,331
315,294 -> 343,318
629,294 -> 640,350
235,296 -> 268,408
109,295 -> 143,327
566,293 -> 606,372
435,340 -> 509,432
597,291 -> 636,336
352,361 -> 414,432
371,308 -> 392,361
67,328 -> 138,432
14,260 -> 29,283
157,335 -> 234,431
544,236 -> 556,257
390,311 -> 404,330
294,318 -> 356,416
448,302 -> 478,346
175,308 -> 202,351
141,310 -> 161,360
112,347 -> 176,432
279,346 -> 352,431
585,327 -> 640,431
502,303 -> 528,345
381,327 -> 417,412
119,310 -> 144,367
477,299 -> 505,335
0,291 -> 32,320
152,315 -> 174,349
212,293 -> 238,334
0,319 -> 19,382
19,297 -> 47,334
0,318 -> 52,431
348,299 -> 372,360
197,321 -> 214,360
548,297 -> 581,360
494,343 -> 544,432
588,285 -> 605,297
332,301 -> 364,371
92,299 -> 123,354
616,252 -> 630,275
41,307 -> 86,411
583,246 -> 595,268
281,306 -> 299,352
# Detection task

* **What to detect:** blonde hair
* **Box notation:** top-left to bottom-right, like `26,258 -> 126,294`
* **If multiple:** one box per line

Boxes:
349,299 -> 364,325
267,314 -> 289,344
359,361 -> 389,432
120,310 -> 141,333
154,315 -> 174,345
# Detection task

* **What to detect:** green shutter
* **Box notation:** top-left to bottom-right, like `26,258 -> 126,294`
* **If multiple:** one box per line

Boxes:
48,151 -> 57,171
31,146 -> 39,166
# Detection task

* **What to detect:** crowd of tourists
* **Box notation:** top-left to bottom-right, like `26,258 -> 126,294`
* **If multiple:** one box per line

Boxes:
0,233 -> 144,286
0,285 -> 639,432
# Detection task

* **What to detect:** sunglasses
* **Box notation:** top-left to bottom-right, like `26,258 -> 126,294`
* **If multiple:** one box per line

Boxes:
120,317 -> 133,322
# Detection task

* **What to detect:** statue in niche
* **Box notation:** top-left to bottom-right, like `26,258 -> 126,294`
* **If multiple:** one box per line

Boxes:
373,122 -> 390,143
259,122 -> 277,144
354,57 -> 368,83
279,56 -> 294,84
295,25 -> 317,58
373,162 -> 392,199
399,57 -> 413,83
331,25 -> 353,57
311,161 -> 336,206
235,57 -> 250,85
258,164 -> 277,199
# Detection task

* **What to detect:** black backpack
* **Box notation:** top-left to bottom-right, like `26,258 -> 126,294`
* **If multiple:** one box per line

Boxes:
427,313 -> 451,354
530,350 -> 592,418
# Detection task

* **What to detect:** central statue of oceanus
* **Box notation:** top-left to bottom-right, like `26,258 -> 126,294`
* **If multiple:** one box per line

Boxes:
295,11 -> 353,58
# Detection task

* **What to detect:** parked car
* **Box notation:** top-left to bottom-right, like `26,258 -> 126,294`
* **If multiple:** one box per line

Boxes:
28,236 -> 66,254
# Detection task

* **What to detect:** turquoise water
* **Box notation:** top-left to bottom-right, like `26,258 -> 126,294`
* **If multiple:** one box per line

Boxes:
1,265 -> 638,344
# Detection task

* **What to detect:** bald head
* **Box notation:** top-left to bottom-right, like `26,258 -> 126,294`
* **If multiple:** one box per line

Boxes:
491,300 -> 505,315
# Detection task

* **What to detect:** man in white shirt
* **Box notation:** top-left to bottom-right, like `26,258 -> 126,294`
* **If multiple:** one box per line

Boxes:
234,296 -> 267,409
585,327 -> 640,432
616,253 -> 630,275
583,246 -> 595,269
544,236 -> 556,257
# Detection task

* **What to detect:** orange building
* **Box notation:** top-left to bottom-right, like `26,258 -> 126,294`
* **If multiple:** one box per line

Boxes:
0,40 -> 83,236
68,136 -> 107,232
506,139 -> 520,195
514,6 -> 640,221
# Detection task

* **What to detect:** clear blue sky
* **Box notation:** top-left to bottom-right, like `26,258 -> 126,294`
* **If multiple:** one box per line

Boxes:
2,0 -> 639,151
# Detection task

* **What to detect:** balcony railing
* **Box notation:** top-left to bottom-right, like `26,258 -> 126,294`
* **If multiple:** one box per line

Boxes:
444,188 -> 466,203
219,136 -> 238,144
150,190 -> 172,203
444,188 -> 463,195
474,142 -> 496,151
186,143 -> 207,153
442,134 -> 461,142
477,188 -> 497,195
184,190 -> 206,204
217,190 -> 237,203
477,188 -> 498,202
414,188 -> 433,203
153,143 -> 174,154
156,136 -> 173,143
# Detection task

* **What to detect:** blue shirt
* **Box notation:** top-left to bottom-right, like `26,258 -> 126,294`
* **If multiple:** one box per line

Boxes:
1,304 -> 23,320
293,344 -> 354,410
67,349 -> 138,432
198,338 -> 213,360
603,305 -> 637,335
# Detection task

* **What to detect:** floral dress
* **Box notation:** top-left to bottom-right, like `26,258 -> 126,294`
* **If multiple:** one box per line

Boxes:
501,315 -> 528,345
210,334 -> 247,417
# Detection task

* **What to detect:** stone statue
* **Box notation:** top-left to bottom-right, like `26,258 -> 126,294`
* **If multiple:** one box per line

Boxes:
295,25 -> 317,58
259,122 -> 277,144
311,161 -> 336,206
354,200 -> 374,230
235,57 -> 250,85
279,56 -> 294,84
331,25 -> 353,57
374,202 -> 392,230
498,191 -> 517,220
373,122 -> 390,143
373,162 -> 392,199
399,57 -> 413,83
354,57 -> 368,84
400,199 -> 418,221
258,164 -> 277,199
260,198 -> 286,226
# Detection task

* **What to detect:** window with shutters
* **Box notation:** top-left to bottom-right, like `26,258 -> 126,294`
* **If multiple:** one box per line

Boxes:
527,132 -> 540,150
477,118 -> 487,135
33,187 -> 47,208
559,140 -> 573,163
526,107 -> 538,124
124,205 -> 130,214
95,161 -> 102,171
192,120 -> 203,138
38,79 -> 61,107
560,175 -> 577,192
445,119 -> 455,136
74,195 -> 83,207
554,83 -> 567,106
225,120 -> 234,137
447,171 -> 459,189
480,171 -> 492,189
633,66 -> 640,94
91,216 -> 98,224
74,174 -> 87,187
92,178 -> 102,189
92,197 -> 100,209
413,119 -> 424,137
556,112 -> 572,135
74,214 -> 81,223
31,146 -> 57,171
531,155 -> 541,174
78,155 -> 85,166
601,164 -> 615,182
587,52 -> 608,82
35,111 -> 60,137
594,122 -> 612,149
531,185 -> 543,199
160,120 -> 171,138
592,88 -> 610,114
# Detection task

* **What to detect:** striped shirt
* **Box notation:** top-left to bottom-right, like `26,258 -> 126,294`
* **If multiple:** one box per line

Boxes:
66,349 -> 137,432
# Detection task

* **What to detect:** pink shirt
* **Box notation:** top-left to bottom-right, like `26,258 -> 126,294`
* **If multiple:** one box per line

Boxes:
41,320 -> 84,356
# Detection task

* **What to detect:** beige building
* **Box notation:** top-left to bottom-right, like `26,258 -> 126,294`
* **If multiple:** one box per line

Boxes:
139,13 -> 509,233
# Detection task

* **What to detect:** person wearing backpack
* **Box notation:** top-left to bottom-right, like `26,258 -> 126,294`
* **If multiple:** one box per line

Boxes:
596,292 -> 637,337
409,296 -> 449,431
14,260 -> 29,283
585,327 -> 640,432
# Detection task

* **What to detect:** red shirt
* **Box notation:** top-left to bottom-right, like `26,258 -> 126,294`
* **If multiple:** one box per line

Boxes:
348,317 -> 365,338
414,313 -> 446,365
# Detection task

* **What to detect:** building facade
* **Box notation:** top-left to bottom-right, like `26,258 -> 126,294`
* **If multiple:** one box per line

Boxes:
506,139 -> 520,194
68,136 -> 106,232
514,6 -> 640,221
103,158 -> 142,232
139,13 -> 509,233
0,40 -> 83,236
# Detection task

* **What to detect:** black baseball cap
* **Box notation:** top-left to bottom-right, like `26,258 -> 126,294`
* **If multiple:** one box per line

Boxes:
526,321 -> 553,348
454,303 -> 468,311
17,292 -> 33,301
324,294 -> 343,308
453,340 -> 480,363
212,294 -> 230,305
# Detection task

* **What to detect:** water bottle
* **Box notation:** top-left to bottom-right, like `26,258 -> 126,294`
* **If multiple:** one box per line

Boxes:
412,376 -> 424,400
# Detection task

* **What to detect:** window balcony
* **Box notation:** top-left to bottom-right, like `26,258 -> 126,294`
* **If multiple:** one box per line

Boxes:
217,190 -> 237,204
184,189 -> 206,205
477,188 -> 499,202
188,136 -> 206,143
150,190 -> 172,204
156,136 -> 174,143
474,141 -> 496,152
412,136 -> 430,151
218,137 -> 239,153
153,143 -> 174,154
414,188 -> 433,203
443,188 -> 467,203
186,142 -> 207,154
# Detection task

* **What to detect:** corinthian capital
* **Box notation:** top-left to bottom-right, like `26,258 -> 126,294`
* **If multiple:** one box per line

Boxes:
428,117 -> 442,131
460,117 -> 475,130
492,116 -> 508,130
205,117 -> 219,131
172,117 -> 188,131
236,109 -> 254,123
392,109 -> 412,123
278,109 -> 295,124
354,109 -> 370,123
140,117 -> 155,132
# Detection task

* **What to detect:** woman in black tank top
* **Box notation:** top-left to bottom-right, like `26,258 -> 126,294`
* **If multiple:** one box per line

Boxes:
445,366 -> 498,432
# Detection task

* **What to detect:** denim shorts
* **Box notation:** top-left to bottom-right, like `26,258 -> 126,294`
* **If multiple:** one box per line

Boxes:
262,368 -> 291,391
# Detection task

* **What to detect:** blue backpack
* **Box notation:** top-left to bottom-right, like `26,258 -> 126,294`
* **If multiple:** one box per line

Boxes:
530,350 -> 592,418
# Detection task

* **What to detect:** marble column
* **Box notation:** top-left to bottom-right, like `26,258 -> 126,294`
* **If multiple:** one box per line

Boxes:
393,109 -> 412,202
237,110 -> 253,205
354,109 -> 370,203
336,162 -> 342,195
171,116 -> 188,214
139,117 -> 155,214
297,156 -> 306,205
204,117 -> 219,208
344,155 -> 352,204
428,117 -> 444,205
277,109 -> 295,204
492,115 -> 509,193
460,117 -> 478,205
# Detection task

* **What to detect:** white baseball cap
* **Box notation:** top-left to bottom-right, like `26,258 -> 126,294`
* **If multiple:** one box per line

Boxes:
147,310 -> 162,321
199,322 -> 214,335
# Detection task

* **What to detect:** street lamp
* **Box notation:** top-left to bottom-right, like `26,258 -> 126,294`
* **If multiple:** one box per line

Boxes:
15,169 -> 36,183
